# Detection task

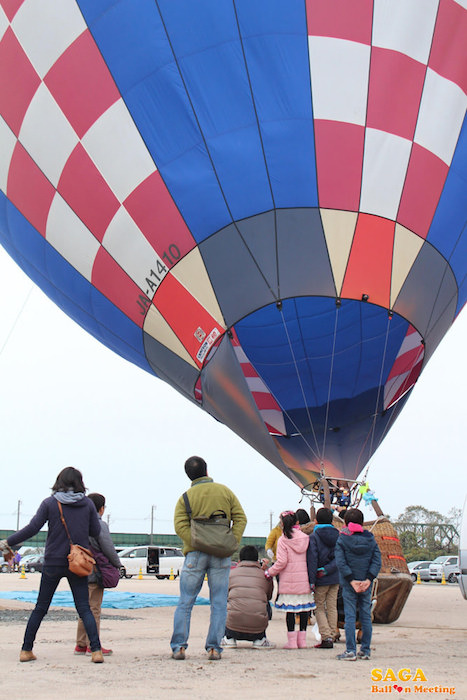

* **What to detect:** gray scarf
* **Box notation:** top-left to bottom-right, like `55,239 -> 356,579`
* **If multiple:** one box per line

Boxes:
53,491 -> 85,504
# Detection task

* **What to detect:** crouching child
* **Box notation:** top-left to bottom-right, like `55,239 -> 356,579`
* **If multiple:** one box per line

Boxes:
222,546 -> 275,649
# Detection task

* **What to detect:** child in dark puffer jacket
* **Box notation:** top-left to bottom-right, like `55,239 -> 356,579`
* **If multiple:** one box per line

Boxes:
306,507 -> 339,649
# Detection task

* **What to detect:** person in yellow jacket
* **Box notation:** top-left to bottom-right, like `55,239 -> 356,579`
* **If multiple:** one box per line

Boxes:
170,456 -> 247,662
265,523 -> 282,561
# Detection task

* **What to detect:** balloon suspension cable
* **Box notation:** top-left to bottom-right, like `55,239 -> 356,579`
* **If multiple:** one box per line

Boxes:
353,314 -> 392,477
372,331 -> 426,455
360,458 -> 372,486
373,397 -> 405,453
256,376 -> 323,470
0,286 -> 34,359
227,323 -> 323,474
320,303 -> 340,463
278,306 -> 322,462
368,314 -> 392,458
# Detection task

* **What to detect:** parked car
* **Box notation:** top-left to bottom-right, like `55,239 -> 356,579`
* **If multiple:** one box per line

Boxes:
23,555 -> 45,573
118,545 -> 184,579
18,554 -> 37,569
407,560 -> 432,582
429,555 -> 460,583
0,556 -> 11,573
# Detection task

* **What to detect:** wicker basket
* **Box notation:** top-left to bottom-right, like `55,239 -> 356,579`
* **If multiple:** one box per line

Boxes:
365,518 -> 409,574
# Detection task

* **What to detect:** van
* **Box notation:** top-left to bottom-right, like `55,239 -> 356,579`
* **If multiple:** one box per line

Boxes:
118,545 -> 184,579
428,555 -> 460,583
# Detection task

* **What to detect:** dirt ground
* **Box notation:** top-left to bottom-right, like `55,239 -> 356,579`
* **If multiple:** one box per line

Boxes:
0,572 -> 465,699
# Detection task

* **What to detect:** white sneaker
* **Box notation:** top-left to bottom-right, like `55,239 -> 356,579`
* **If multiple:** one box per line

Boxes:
252,637 -> 276,649
221,636 -> 237,647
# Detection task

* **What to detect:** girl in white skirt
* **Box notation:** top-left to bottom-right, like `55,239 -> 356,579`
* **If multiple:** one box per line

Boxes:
265,511 -> 315,648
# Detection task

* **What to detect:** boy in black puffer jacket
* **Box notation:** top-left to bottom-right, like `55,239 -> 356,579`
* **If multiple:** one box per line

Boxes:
307,507 -> 340,649
335,508 -> 381,661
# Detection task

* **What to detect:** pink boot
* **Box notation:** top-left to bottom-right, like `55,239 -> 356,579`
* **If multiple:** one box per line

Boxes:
297,631 -> 307,648
283,631 -> 298,649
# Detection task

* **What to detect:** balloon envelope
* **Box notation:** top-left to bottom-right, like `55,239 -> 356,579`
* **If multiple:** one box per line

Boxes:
0,0 -> 466,486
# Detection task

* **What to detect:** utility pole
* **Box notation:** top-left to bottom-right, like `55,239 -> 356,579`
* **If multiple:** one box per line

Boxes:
16,500 -> 21,530
150,505 -> 156,545
269,511 -> 273,531
106,513 -> 110,527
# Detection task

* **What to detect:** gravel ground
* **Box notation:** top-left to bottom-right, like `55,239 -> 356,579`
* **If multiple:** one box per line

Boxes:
1,577 -> 466,699
0,609 -> 137,624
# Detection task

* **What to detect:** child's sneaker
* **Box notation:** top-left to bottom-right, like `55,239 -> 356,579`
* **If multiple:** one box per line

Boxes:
336,650 -> 357,661
221,636 -> 237,647
357,650 -> 371,660
252,637 -> 275,649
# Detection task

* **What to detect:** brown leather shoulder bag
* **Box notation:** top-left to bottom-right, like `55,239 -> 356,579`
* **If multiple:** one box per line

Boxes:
57,501 -> 95,577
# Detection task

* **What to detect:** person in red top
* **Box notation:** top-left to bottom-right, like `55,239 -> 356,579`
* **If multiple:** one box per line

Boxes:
265,511 -> 315,649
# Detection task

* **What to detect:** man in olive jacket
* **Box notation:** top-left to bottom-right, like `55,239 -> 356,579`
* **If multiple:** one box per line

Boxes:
170,456 -> 247,662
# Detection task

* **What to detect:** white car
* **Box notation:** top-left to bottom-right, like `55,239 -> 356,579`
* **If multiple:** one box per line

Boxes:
118,545 -> 184,579
407,560 -> 432,582
429,555 -> 460,583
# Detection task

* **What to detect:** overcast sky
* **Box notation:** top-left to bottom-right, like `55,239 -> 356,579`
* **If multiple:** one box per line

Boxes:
0,246 -> 465,537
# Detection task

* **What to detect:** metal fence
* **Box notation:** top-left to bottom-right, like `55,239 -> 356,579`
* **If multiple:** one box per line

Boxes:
0,529 -> 266,552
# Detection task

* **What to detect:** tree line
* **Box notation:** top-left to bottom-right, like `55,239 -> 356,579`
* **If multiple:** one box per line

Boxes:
392,505 -> 461,561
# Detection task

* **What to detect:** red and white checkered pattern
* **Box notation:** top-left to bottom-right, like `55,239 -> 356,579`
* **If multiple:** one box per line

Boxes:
0,0 -> 197,335
384,325 -> 425,410
307,0 -> 467,239
9,0 -> 86,79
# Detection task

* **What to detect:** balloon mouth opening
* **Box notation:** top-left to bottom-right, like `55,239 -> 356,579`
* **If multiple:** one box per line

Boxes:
192,296 -> 424,479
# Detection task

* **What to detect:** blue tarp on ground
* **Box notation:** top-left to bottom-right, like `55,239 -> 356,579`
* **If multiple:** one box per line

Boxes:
0,591 -> 209,609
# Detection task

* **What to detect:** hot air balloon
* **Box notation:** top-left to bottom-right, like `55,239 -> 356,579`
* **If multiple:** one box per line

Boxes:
0,0 -> 466,502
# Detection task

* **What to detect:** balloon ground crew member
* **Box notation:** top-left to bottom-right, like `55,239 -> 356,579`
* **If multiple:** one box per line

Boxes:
170,456 -> 247,662
265,521 -> 282,561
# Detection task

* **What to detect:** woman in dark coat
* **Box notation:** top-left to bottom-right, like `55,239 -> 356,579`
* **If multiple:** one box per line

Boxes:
0,467 -> 104,663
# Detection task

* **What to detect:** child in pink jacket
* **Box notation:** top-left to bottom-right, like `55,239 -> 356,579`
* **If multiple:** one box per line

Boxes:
265,511 -> 315,648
